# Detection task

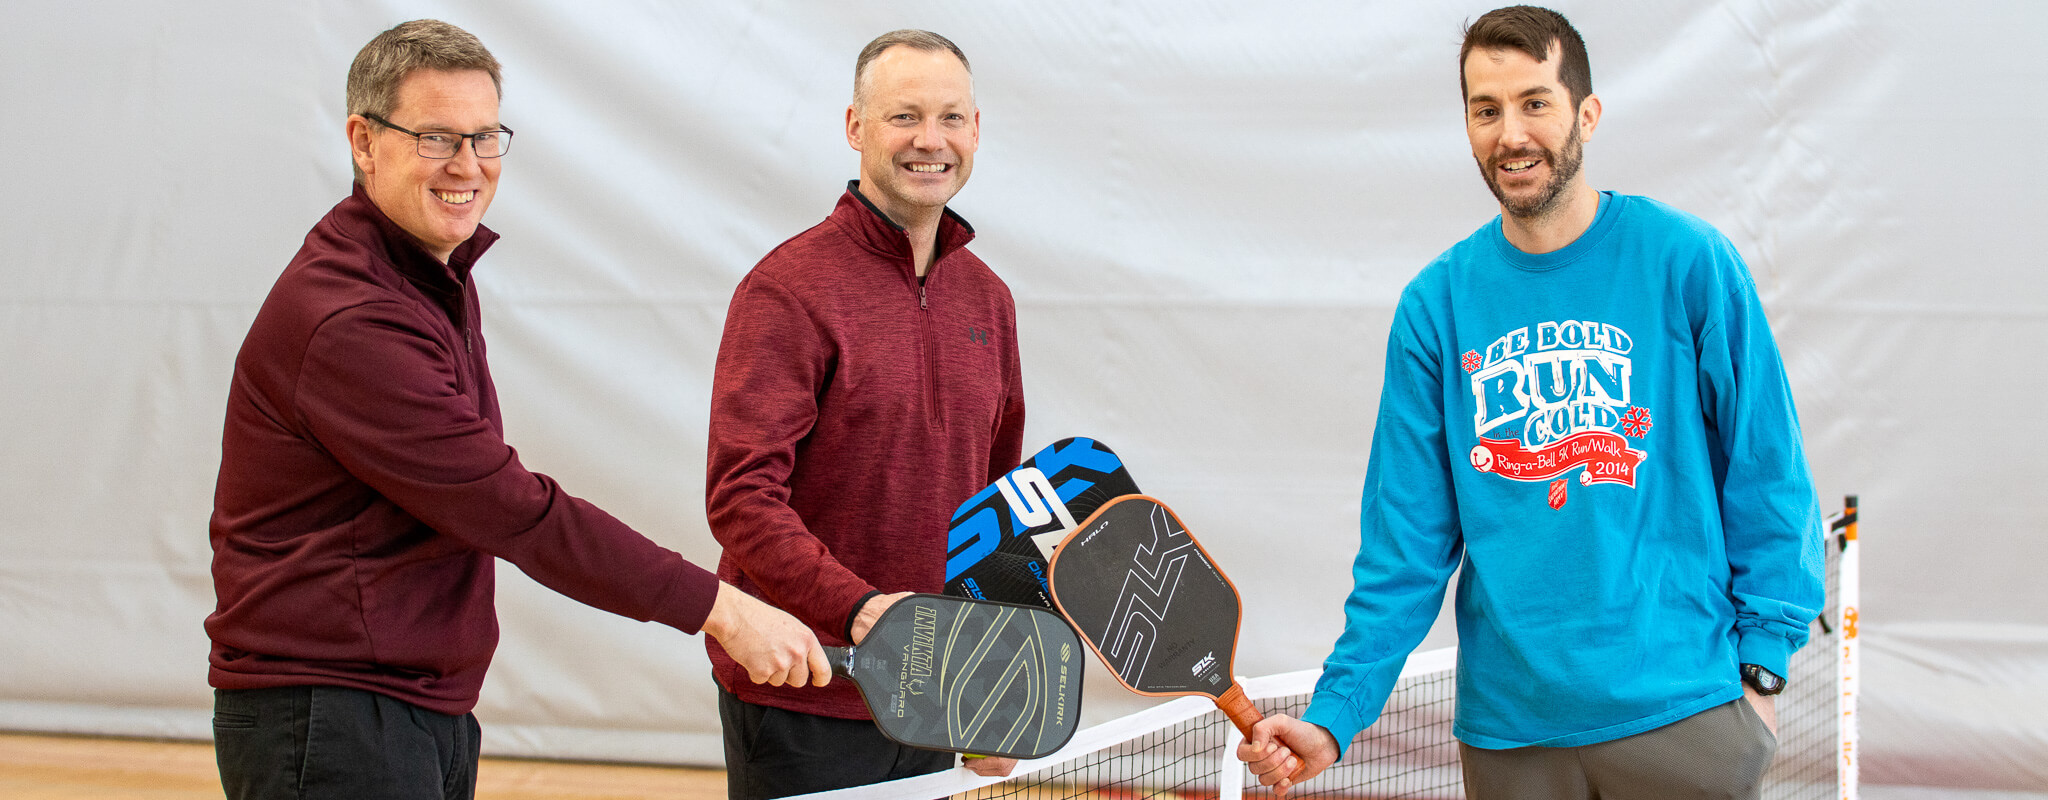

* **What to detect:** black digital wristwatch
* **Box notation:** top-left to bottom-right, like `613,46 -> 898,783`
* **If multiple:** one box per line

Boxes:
1741,663 -> 1785,696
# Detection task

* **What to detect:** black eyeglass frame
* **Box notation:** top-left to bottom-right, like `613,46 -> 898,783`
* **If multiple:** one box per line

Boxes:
362,112 -> 515,159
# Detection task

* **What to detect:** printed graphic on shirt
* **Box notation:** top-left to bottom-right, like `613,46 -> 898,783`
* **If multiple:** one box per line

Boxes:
1462,320 -> 1650,499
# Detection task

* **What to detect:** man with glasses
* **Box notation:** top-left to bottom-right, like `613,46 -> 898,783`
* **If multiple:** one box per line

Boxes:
206,20 -> 827,799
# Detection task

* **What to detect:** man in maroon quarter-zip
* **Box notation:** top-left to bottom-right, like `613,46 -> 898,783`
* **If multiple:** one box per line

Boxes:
207,20 -> 827,800
704,29 -> 1028,800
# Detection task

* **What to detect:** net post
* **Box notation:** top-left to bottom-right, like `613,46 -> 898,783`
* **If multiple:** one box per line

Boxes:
1837,494 -> 1861,800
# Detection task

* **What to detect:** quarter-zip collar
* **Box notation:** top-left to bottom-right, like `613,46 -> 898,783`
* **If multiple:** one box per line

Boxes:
337,182 -> 500,304
831,180 -> 976,282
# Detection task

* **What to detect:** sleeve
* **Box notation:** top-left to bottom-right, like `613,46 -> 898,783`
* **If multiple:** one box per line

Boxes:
704,271 -> 877,635
1697,249 -> 1826,678
1300,290 -> 1465,757
296,301 -> 718,634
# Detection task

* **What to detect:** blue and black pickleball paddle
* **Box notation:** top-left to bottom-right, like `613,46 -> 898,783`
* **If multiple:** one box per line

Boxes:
944,437 -> 1141,608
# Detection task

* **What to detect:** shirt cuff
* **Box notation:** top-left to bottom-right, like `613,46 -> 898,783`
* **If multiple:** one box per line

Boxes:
1299,692 -> 1364,760
651,559 -> 722,635
1735,627 -> 1794,678
843,590 -> 883,644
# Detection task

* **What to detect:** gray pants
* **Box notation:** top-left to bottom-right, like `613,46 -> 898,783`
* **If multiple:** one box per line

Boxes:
1459,699 -> 1777,800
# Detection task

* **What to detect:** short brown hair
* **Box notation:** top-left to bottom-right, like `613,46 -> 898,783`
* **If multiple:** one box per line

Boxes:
347,20 -> 501,119
1459,6 -> 1592,109
852,29 -> 971,109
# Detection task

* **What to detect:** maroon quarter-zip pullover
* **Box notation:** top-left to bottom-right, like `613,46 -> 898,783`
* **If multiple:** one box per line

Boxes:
207,185 -> 720,715
706,184 -> 1027,718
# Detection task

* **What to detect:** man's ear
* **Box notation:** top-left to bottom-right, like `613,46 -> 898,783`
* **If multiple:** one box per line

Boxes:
1576,93 -> 1602,143
845,105 -> 863,152
347,115 -> 377,177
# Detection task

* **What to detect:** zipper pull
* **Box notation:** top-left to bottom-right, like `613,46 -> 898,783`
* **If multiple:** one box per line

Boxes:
919,283 -> 927,310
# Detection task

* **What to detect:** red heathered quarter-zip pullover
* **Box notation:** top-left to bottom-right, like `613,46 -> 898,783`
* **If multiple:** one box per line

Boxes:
707,183 -> 1027,718
206,184 -> 720,715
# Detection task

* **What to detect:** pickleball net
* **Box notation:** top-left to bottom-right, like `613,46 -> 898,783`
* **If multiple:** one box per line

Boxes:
792,497 -> 1860,800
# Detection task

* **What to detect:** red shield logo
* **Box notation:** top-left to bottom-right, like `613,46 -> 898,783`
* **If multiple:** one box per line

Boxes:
1548,478 -> 1568,510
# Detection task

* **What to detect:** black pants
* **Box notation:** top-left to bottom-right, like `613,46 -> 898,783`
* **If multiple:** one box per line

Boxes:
719,687 -> 953,800
213,685 -> 481,800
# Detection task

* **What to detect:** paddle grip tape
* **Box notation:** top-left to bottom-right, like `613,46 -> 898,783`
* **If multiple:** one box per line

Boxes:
1216,682 -> 1262,739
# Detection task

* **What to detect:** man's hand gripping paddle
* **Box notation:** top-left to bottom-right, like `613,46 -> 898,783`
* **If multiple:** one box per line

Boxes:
822,593 -> 1085,759
1047,495 -> 1262,737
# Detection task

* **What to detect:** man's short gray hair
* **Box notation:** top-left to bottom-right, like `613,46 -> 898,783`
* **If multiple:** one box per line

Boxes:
345,20 -> 502,180
852,29 -> 970,110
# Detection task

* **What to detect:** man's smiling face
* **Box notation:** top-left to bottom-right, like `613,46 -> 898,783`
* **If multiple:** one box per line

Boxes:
1462,43 -> 1592,220
351,68 -> 502,263
847,45 -> 978,226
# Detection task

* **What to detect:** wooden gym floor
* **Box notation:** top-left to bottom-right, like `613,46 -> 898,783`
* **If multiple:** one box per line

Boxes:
0,732 -> 729,800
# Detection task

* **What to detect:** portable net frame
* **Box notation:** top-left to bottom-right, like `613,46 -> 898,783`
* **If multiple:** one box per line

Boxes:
793,496 -> 1861,800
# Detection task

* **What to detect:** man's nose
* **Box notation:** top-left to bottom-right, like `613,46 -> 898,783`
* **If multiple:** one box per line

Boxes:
913,118 -> 945,151
1499,112 -> 1533,148
444,139 -> 483,175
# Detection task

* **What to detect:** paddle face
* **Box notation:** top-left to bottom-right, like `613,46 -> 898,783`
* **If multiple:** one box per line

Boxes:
945,438 -> 1141,608
833,594 -> 1084,759
1048,496 -> 1241,699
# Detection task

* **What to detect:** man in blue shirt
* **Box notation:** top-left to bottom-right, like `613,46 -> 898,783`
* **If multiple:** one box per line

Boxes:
1239,7 -> 1824,799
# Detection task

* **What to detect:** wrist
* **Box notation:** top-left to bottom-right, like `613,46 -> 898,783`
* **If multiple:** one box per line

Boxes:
844,590 -> 882,643
703,583 -> 738,642
1312,722 -> 1339,751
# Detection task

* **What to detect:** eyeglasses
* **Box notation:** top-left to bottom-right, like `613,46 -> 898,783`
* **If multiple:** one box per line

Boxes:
363,113 -> 514,159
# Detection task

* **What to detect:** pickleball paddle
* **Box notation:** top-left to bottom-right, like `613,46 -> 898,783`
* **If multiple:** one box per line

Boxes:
1047,494 -> 1262,737
944,437 -> 1141,608
824,593 -> 1085,759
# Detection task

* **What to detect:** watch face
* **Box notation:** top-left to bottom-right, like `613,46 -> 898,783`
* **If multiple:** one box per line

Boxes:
1743,664 -> 1785,695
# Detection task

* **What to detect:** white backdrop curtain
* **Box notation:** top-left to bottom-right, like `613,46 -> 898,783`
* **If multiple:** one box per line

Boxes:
1,0 -> 2042,794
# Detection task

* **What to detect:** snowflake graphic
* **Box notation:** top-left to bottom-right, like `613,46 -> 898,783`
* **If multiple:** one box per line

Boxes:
1461,350 -> 1483,373
1621,406 -> 1653,438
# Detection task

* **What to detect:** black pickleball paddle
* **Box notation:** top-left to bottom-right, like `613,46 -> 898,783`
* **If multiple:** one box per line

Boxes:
824,593 -> 1085,759
1047,495 -> 1263,737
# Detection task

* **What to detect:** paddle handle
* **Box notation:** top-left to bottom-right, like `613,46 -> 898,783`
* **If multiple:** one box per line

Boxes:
821,646 -> 855,679
1216,682 -> 1263,739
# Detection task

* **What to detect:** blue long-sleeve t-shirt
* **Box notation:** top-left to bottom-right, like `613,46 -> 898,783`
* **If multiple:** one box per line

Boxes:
1301,192 -> 1824,750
